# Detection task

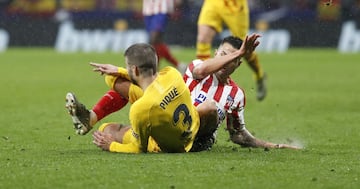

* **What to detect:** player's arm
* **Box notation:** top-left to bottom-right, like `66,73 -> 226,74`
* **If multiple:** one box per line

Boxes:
90,62 -> 130,79
226,108 -> 301,150
93,104 -> 150,153
229,128 -> 301,150
192,33 -> 261,79
92,131 -> 142,153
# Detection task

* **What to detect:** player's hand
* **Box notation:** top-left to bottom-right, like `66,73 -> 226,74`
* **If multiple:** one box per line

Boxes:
90,62 -> 119,76
274,143 -> 303,150
92,131 -> 115,151
239,33 -> 261,58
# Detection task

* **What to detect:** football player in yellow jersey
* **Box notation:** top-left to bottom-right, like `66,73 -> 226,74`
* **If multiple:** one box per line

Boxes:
196,0 -> 267,101
66,34 -> 288,153
90,43 -> 203,153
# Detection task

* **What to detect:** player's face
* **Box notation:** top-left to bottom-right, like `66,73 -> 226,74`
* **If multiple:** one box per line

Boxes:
125,57 -> 139,86
215,43 -> 241,78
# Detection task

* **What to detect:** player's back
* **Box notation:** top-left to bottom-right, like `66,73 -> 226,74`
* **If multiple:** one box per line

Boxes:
130,67 -> 200,152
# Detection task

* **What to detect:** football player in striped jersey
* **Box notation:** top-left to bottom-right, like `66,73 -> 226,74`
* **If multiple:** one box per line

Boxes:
142,0 -> 186,72
196,0 -> 267,101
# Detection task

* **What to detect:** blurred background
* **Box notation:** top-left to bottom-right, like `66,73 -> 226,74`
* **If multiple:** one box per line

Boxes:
0,0 -> 359,53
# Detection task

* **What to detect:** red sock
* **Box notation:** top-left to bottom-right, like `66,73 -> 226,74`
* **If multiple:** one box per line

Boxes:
92,90 -> 128,121
153,43 -> 179,67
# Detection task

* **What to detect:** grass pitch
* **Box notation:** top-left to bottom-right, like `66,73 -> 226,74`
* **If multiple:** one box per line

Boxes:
0,48 -> 359,189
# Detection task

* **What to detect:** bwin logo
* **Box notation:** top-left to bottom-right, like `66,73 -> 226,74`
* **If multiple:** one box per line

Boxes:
0,29 -> 9,52
338,21 -> 360,53
55,21 -> 148,53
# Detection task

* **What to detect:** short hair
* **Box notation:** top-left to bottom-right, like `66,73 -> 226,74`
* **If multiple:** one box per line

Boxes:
220,36 -> 243,49
124,43 -> 158,75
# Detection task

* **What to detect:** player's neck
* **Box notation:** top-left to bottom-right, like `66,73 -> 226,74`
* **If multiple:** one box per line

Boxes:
138,73 -> 158,91
216,74 -> 230,84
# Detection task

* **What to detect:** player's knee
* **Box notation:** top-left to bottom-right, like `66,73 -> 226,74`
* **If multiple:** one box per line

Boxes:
206,100 -> 217,115
197,34 -> 206,43
197,100 -> 216,115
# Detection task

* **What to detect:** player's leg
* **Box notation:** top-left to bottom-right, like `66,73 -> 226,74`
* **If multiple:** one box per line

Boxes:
245,52 -> 267,101
65,92 -> 94,135
190,99 -> 219,152
196,25 -> 217,60
98,122 -> 161,152
146,14 -> 183,70
65,76 -> 131,135
65,72 -> 143,135
224,0 -> 267,101
65,91 -> 128,135
196,1 -> 222,60
196,100 -> 218,137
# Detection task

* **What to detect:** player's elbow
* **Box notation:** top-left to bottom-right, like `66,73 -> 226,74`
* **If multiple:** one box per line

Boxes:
192,66 -> 209,79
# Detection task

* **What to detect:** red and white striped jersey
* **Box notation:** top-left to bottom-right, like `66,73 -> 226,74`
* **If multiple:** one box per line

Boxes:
183,59 -> 246,132
142,0 -> 174,16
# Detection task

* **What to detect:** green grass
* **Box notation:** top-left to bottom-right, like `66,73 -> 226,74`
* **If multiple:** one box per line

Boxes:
0,48 -> 359,189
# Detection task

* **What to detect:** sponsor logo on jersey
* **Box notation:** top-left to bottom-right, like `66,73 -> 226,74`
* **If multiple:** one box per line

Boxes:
195,93 -> 207,104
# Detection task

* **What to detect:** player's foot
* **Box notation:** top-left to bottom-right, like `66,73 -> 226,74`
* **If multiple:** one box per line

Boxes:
256,73 -> 267,101
65,92 -> 92,135
190,133 -> 216,152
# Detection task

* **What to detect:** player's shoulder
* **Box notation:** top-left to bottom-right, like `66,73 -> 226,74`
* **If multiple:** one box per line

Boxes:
192,59 -> 203,66
131,97 -> 152,116
184,59 -> 203,76
228,78 -> 241,88
160,66 -> 182,79
228,79 -> 245,95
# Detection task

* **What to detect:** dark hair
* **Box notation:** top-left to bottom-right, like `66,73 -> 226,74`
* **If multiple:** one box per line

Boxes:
124,43 -> 158,75
220,36 -> 243,49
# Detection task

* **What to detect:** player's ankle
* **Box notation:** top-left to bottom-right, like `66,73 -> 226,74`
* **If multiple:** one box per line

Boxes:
89,110 -> 98,127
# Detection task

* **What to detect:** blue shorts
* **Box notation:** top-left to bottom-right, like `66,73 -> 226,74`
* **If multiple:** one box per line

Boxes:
144,14 -> 169,33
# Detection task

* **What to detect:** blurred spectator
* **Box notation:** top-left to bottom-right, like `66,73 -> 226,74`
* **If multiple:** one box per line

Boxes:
318,0 -> 341,21
6,0 -> 56,16
61,0 -> 95,12
1,0 -> 359,22
95,0 -> 116,10
341,0 -> 360,20
142,0 -> 186,72
0,0 -> 12,9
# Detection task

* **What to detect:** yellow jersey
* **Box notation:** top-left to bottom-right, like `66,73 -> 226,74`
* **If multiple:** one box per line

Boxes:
109,67 -> 200,153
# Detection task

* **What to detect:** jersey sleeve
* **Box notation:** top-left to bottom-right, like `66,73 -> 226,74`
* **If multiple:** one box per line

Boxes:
108,100 -> 151,153
117,67 -> 131,81
184,59 -> 203,79
109,141 -> 142,153
129,101 -> 151,152
226,106 -> 246,132
226,85 -> 246,132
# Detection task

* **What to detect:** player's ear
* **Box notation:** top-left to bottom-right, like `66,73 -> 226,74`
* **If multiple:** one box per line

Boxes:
134,65 -> 140,76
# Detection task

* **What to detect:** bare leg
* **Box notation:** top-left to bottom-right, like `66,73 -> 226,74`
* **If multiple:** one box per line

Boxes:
196,25 -> 217,60
196,99 -> 218,137
190,100 -> 219,152
151,31 -> 180,67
